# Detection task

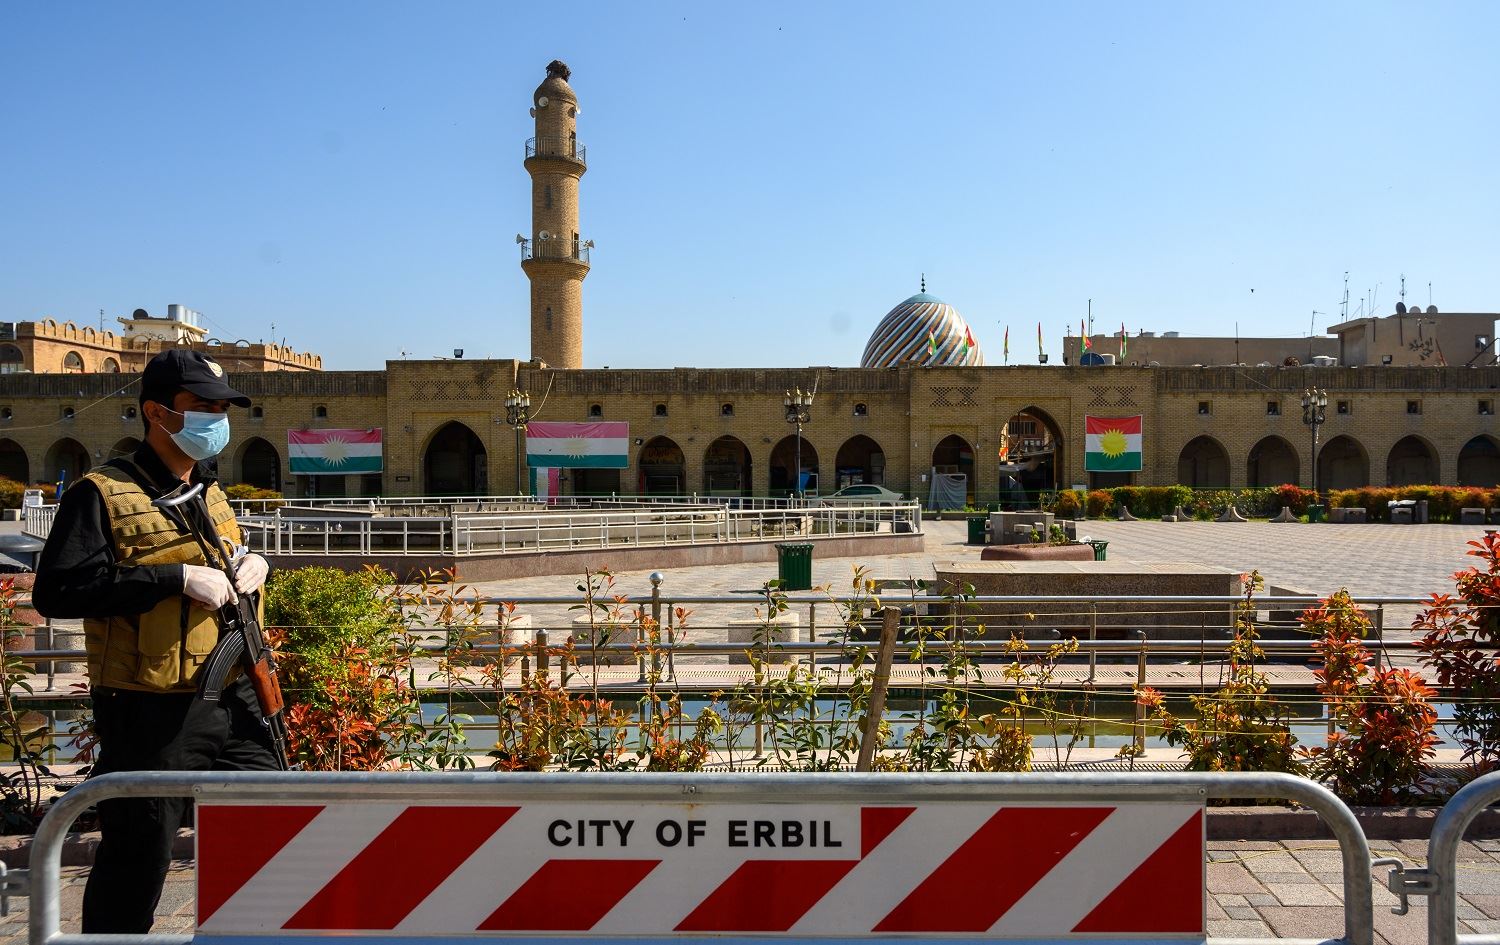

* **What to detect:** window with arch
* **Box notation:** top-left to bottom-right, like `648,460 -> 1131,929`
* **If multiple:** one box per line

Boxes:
0,407 -> 11,421
853,402 -> 868,417
588,403 -> 603,417
720,403 -> 734,417
314,405 -> 328,419
251,405 -> 265,419
122,405 -> 137,421
62,351 -> 85,373
102,357 -> 121,373
654,403 -> 668,418
0,345 -> 23,374
545,307 -> 553,332
62,406 -> 76,420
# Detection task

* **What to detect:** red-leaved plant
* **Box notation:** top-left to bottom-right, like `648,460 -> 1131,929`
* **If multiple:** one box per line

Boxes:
1414,532 -> 1500,773
1305,590 -> 1438,804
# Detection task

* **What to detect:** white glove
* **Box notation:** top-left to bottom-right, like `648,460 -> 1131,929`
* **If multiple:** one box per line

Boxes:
182,564 -> 237,609
232,553 -> 269,596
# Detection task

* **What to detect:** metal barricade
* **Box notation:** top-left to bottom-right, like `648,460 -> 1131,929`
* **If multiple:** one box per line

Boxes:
1389,770 -> 1500,945
27,770 -> 1373,945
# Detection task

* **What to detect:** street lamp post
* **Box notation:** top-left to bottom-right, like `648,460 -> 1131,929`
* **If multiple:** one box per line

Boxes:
784,388 -> 813,501
505,389 -> 532,496
1301,387 -> 1328,494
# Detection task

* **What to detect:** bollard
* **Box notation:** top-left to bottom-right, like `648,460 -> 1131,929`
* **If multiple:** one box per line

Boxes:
856,607 -> 900,771
536,629 -> 549,681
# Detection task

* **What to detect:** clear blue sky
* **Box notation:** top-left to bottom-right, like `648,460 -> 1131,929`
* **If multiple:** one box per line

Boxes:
3,2 -> 1496,370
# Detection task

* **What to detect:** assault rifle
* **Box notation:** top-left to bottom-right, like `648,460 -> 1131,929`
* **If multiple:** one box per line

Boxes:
152,483 -> 291,770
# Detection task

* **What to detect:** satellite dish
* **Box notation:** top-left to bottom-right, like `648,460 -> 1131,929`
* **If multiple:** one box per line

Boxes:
1396,302 -> 1407,314
132,308 -> 148,319
1427,305 -> 1438,314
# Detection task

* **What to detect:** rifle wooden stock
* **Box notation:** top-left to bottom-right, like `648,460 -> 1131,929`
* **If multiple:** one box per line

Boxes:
246,651 -> 284,718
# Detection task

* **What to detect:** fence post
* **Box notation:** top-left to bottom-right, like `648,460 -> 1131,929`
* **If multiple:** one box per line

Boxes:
535,629 -> 549,682
1087,603 -> 1098,683
856,607 -> 900,771
649,571 -> 664,680
1133,630 -> 1149,753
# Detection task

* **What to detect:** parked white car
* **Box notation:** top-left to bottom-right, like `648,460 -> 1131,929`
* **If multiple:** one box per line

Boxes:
816,484 -> 906,506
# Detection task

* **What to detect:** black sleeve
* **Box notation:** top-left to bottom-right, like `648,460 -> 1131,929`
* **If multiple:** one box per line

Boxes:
31,480 -> 187,619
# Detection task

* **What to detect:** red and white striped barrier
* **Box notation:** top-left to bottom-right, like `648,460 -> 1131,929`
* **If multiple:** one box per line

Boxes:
197,800 -> 1204,938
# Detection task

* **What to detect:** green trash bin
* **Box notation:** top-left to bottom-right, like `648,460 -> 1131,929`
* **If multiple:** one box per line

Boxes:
1087,539 -> 1109,561
1307,504 -> 1326,523
967,515 -> 988,545
776,543 -> 814,591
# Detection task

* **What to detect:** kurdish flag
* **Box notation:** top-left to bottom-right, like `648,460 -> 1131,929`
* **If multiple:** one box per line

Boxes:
526,421 -> 629,468
1085,415 -> 1143,472
288,429 -> 383,475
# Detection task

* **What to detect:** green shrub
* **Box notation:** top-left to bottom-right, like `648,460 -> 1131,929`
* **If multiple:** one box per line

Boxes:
1053,489 -> 1083,518
0,479 -> 22,511
264,566 -> 415,769
1084,490 -> 1112,518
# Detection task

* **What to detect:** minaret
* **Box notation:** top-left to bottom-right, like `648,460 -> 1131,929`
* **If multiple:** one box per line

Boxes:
522,59 -> 588,369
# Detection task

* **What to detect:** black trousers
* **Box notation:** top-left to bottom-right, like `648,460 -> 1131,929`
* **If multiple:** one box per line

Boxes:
82,678 -> 278,934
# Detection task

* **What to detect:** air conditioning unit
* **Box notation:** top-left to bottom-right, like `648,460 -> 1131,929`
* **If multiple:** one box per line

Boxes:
1099,353 -> 1117,365
1312,355 -> 1338,367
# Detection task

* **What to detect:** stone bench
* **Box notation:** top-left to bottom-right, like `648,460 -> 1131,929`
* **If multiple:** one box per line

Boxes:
1390,506 -> 1414,524
727,612 -> 800,664
1461,507 -> 1488,525
1329,507 -> 1368,523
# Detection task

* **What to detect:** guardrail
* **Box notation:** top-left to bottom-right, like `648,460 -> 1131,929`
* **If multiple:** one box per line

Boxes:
22,504 -> 54,540
23,770 -> 1374,945
225,494 -> 878,516
236,503 -> 922,557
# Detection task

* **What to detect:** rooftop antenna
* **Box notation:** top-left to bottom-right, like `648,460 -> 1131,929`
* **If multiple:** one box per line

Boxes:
1428,281 -> 1433,307
1341,272 -> 1350,320
1310,311 -> 1323,361
1400,274 -> 1406,305
1087,298 -> 1093,337
98,308 -> 104,331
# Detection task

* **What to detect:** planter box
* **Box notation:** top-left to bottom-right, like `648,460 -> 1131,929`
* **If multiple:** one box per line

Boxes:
979,543 -> 1094,562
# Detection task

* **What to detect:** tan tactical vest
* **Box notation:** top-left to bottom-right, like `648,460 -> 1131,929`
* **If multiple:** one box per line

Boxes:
81,465 -> 243,692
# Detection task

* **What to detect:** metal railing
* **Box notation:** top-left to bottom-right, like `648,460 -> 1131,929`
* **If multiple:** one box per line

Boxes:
525,135 -> 586,165
22,770 -> 1374,945
226,494 -> 840,516
235,502 -> 921,557
22,504 -> 54,540
521,237 -> 590,264
1406,770 -> 1500,945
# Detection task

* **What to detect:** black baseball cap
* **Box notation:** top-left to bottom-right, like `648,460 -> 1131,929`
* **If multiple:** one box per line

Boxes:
139,350 -> 251,408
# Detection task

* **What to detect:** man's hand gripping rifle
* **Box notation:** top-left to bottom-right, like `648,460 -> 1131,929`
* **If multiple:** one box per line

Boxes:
152,484 -> 291,770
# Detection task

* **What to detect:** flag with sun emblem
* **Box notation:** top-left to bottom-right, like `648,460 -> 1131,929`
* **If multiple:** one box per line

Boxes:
526,422 -> 629,468
1084,415 -> 1143,472
288,429 -> 382,474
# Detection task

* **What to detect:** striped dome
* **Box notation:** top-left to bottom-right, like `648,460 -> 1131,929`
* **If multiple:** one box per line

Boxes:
860,292 -> 984,368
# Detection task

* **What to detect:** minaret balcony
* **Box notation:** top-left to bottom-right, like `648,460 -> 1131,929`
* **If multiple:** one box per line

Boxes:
525,136 -> 586,168
521,238 -> 591,265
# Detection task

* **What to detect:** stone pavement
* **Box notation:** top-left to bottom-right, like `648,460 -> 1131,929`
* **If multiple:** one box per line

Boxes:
447,519 -> 1486,647
2,838 -> 1496,944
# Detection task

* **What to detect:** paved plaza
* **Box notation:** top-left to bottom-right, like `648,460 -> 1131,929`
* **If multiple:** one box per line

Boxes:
3,837 -> 1497,944
456,519 -> 1488,647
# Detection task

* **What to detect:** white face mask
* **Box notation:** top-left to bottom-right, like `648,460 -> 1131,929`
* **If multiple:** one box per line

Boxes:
161,406 -> 231,460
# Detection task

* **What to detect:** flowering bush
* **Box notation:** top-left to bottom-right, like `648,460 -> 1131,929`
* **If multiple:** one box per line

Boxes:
1304,590 -> 1438,804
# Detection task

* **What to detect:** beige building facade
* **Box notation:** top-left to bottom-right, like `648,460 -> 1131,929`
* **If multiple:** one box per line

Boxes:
3,360 -> 1499,504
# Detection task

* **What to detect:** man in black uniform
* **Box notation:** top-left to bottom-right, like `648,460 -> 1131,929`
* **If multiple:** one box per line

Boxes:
34,349 -> 276,933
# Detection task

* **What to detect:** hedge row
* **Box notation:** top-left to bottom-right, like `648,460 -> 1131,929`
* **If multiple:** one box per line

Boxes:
1048,484 -> 1320,520
1045,483 -> 1500,522
0,478 -> 57,510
